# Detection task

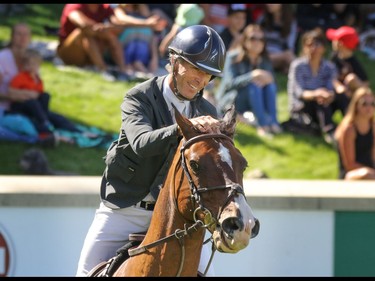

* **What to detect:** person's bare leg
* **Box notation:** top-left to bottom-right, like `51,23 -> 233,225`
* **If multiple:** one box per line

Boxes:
57,28 -> 90,67
101,31 -> 132,75
133,61 -> 148,73
82,36 -> 107,72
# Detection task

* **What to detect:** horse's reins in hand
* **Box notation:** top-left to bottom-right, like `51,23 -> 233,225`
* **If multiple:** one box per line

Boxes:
128,133 -> 246,276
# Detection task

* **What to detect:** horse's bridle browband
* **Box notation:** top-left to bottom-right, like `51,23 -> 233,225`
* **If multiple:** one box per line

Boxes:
128,133 -> 246,276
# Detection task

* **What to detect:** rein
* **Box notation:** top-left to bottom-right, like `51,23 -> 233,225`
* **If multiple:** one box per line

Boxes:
128,133 -> 246,276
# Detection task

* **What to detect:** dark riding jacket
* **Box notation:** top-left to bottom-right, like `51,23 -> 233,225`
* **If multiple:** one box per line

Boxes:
101,75 -> 218,209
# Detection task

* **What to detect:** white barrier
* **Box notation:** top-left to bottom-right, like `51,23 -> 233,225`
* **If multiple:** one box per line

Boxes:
1,176 -> 375,276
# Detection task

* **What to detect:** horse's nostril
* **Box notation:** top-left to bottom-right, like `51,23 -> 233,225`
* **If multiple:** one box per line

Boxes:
251,218 -> 260,238
222,217 -> 244,235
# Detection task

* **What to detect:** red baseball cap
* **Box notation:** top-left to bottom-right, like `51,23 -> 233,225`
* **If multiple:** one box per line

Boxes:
326,26 -> 359,50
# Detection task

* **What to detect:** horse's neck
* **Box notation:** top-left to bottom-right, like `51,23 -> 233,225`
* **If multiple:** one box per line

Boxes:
145,177 -> 205,242
137,166 -> 206,276
117,144 -> 207,276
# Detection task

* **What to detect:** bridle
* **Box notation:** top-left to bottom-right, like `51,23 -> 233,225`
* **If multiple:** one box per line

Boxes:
128,133 -> 247,276
180,134 -> 247,230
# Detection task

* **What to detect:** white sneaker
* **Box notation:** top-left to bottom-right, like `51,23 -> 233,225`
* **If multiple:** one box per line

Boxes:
257,127 -> 273,139
101,70 -> 116,82
271,124 -> 283,134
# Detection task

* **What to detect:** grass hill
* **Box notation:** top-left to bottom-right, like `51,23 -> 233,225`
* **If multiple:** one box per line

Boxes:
1,4 -> 374,179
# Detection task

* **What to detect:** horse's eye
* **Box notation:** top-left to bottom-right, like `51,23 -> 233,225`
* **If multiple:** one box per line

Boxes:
189,160 -> 199,174
243,165 -> 248,173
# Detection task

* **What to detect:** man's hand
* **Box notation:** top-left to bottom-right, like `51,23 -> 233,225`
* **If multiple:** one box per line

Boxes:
190,115 -> 221,134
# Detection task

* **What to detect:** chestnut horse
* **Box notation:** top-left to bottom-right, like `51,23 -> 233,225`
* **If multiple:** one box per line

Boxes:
89,105 -> 260,277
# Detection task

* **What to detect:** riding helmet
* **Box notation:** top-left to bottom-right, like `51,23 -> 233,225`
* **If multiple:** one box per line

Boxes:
168,25 -> 226,78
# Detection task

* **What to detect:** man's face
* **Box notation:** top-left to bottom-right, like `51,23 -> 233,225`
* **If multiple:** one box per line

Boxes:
174,58 -> 212,100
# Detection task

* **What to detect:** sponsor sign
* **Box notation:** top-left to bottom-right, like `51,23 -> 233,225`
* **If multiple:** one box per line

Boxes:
0,224 -> 14,277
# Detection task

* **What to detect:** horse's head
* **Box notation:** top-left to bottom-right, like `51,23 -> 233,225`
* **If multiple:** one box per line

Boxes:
175,105 -> 260,254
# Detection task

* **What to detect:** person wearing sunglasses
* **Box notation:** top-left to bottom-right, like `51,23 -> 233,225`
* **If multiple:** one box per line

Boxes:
216,23 -> 282,138
334,86 -> 375,180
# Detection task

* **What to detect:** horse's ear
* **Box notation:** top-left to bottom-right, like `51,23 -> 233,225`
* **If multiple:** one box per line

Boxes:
173,104 -> 200,140
220,105 -> 237,139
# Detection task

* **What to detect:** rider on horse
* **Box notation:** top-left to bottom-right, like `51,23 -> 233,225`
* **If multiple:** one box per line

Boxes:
76,25 -> 227,277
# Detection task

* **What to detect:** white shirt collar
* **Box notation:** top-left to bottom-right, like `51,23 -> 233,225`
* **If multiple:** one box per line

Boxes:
162,76 -> 190,121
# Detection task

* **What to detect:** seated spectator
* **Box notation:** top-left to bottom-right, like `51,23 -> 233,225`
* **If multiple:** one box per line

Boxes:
245,4 -> 266,25
334,87 -> 375,180
8,48 -> 85,140
158,4 -> 205,58
115,4 -> 159,79
216,24 -> 282,138
200,4 -> 230,34
56,4 -> 132,81
0,22 -> 57,146
326,26 -> 369,116
146,4 -> 177,31
257,4 -> 297,74
328,4 -> 361,30
219,4 -> 248,52
286,28 -> 337,144
359,4 -> 375,32
295,4 -> 334,54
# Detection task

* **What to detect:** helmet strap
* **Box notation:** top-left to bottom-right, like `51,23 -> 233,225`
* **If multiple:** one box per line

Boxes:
171,56 -> 198,102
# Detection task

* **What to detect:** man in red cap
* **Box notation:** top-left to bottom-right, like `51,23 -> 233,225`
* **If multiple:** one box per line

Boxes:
326,26 -> 369,116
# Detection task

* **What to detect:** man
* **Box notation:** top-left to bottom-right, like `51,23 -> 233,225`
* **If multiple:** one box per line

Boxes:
76,25 -> 226,276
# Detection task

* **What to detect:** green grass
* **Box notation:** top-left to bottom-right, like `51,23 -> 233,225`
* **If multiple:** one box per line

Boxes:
0,4 -> 373,179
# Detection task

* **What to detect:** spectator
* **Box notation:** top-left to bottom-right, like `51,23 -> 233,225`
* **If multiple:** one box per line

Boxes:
111,3 -> 166,31
295,4 -> 334,54
334,86 -> 375,180
158,4 -> 205,58
0,22 -> 56,146
245,4 -> 266,25
216,24 -> 282,138
287,28 -> 337,145
115,4 -> 159,79
146,4 -> 178,55
328,4 -> 361,30
8,48 -> 86,139
146,4 -> 177,30
326,26 -> 369,116
200,4 -> 230,34
359,4 -> 375,32
257,4 -> 297,74
219,4 -> 247,52
56,4 -> 132,81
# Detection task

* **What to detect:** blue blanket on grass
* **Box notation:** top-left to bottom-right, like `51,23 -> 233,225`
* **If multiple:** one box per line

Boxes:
55,124 -> 117,149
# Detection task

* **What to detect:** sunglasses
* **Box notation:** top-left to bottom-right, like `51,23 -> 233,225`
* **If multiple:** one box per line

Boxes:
359,100 -> 375,107
246,36 -> 265,42
306,41 -> 324,48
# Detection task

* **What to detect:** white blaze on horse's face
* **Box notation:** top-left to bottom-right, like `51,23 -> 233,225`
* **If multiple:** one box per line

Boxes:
218,143 -> 233,170
211,142 -> 257,254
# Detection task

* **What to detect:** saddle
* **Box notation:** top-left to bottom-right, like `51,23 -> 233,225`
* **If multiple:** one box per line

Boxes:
87,232 -> 146,277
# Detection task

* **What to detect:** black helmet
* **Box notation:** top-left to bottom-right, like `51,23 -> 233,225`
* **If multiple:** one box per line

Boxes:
168,25 -> 226,78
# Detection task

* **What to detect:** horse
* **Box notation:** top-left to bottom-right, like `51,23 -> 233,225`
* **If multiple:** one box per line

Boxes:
88,105 -> 260,277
